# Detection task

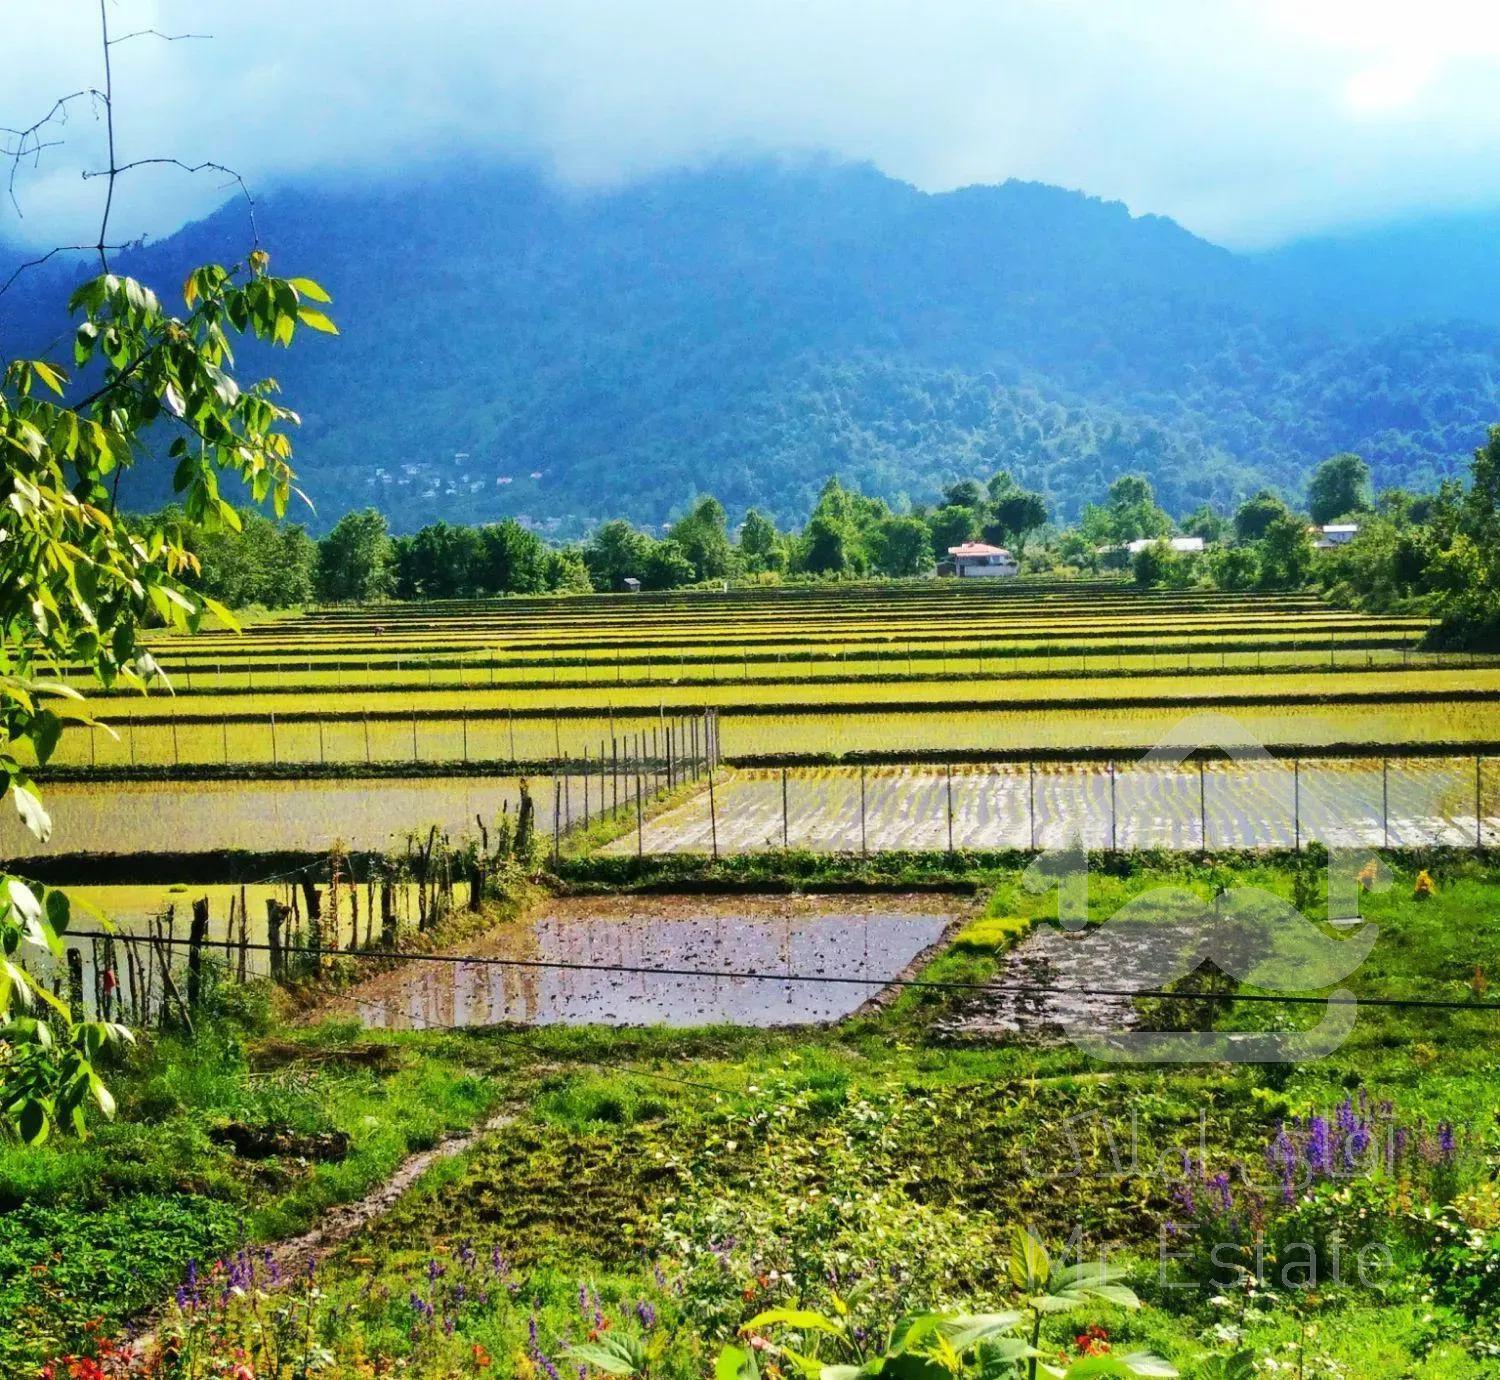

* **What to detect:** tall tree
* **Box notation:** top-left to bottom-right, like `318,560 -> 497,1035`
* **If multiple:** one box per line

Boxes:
738,508 -> 786,574
986,491 -> 1048,553
1233,489 -> 1292,543
1256,512 -> 1316,589
479,519 -> 549,595
668,496 -> 734,582
872,515 -> 933,576
316,509 -> 395,602
1307,453 -> 1372,525
929,504 -> 980,560
584,519 -> 654,590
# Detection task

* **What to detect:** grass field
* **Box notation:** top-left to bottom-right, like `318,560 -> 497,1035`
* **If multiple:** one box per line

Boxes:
7,856 -> 1498,1376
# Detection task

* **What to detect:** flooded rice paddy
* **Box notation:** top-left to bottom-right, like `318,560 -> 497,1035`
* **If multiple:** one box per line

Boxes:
614,759 -> 1499,854
332,893 -> 958,1029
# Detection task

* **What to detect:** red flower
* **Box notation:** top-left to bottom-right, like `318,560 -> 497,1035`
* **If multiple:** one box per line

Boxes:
1075,1325 -> 1110,1357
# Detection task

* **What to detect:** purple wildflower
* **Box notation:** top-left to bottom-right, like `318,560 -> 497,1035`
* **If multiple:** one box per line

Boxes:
1305,1115 -> 1333,1176
636,1300 -> 657,1330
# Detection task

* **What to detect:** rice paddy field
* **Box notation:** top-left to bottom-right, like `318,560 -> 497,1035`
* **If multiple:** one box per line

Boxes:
20,579 -> 1500,865
606,758 -> 1498,854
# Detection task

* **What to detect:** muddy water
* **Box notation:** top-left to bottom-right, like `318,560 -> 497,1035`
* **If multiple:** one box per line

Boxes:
334,894 -> 956,1029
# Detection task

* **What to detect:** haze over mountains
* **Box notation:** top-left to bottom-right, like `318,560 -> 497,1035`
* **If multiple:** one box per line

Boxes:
5,159 -> 1500,536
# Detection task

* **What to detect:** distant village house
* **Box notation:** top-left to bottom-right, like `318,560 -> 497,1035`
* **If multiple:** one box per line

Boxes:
944,542 -> 1019,578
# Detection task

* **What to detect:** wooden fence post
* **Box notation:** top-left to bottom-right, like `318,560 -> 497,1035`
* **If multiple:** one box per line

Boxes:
66,947 -> 85,1022
265,900 -> 285,978
187,897 -> 210,1010
238,883 -> 249,981
376,876 -> 394,946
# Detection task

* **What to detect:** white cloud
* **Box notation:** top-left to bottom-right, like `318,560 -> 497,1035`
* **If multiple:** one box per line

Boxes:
5,0 -> 1500,251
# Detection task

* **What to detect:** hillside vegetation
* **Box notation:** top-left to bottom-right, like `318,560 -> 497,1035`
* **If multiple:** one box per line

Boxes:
6,162 -> 1500,533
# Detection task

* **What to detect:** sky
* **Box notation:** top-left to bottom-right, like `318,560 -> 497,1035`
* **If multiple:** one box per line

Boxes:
6,0 -> 1500,252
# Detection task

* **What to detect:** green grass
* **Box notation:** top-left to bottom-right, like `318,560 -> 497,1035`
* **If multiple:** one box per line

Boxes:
8,855 -> 1499,1374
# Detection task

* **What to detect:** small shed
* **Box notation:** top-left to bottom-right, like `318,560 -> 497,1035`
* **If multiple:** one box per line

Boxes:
1313,523 -> 1360,550
622,577 -> 642,594
946,542 -> 1018,578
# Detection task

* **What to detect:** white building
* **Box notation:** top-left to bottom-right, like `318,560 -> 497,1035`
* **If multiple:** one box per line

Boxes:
946,542 -> 1019,577
1313,523 -> 1360,550
1124,535 -> 1205,555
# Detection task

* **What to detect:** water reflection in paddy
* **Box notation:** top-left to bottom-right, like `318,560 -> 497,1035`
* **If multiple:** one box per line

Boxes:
340,895 -> 956,1029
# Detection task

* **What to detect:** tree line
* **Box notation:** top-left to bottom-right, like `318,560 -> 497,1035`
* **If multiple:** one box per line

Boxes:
153,436 -> 1500,649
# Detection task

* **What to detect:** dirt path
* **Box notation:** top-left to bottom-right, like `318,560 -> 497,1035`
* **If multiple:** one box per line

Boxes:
266,1108 -> 516,1279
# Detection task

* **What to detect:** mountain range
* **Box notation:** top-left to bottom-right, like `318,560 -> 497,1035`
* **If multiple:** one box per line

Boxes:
5,159 -> 1500,536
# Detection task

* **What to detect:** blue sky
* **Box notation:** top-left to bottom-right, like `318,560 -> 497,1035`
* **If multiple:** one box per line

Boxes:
7,0 -> 1500,250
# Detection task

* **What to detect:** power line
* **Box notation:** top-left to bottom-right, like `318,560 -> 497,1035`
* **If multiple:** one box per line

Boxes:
64,930 -> 1500,1013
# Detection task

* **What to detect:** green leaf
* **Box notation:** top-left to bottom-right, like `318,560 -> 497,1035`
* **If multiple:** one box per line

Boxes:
289,276 -> 332,303
562,1339 -> 647,1377
295,306 -> 338,335
30,709 -> 63,765
872,1355 -> 951,1380
742,1309 -> 846,1339
716,1344 -> 760,1380
44,886 -> 70,937
89,1073 -> 116,1119
16,1098 -> 49,1146
1071,1283 -> 1139,1310
935,1314 -> 1025,1353
1010,1225 -> 1050,1292
30,360 -> 66,395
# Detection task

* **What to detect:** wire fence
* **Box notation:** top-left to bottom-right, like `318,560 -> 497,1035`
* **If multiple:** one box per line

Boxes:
611,756 -> 1500,857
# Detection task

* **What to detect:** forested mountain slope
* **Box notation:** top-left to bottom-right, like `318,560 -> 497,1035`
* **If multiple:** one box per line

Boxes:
4,160 -> 1499,533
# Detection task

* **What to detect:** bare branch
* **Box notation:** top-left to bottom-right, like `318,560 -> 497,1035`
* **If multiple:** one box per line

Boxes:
0,243 -> 129,301
107,29 -> 212,46
0,89 -> 108,217
83,157 -> 259,246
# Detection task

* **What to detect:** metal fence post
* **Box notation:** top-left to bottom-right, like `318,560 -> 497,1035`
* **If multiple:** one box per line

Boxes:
1109,759 -> 1117,853
1028,761 -> 1037,851
1477,755 -> 1485,850
860,764 -> 868,857
1293,758 -> 1301,853
946,762 -> 955,853
708,758 -> 719,860
1199,758 -> 1207,851
782,767 -> 789,848
1382,756 -> 1390,850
